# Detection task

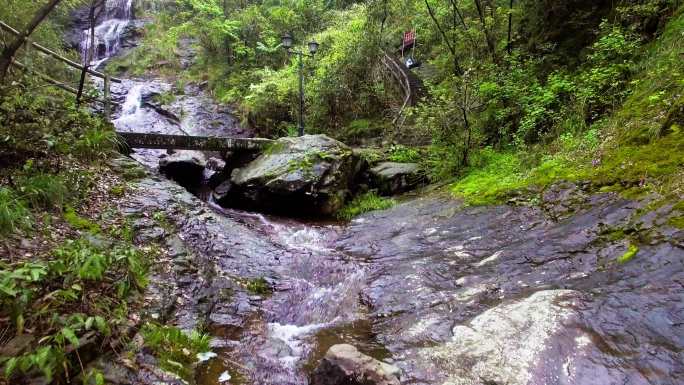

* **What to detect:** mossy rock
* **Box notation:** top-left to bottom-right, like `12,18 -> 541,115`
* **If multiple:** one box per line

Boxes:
230,135 -> 362,215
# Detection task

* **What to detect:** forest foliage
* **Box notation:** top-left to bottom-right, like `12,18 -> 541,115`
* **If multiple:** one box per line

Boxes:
0,0 -> 682,383
107,0 -> 683,198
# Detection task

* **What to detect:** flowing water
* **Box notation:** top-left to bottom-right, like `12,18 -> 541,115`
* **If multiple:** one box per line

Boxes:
82,4 -> 386,384
82,3 -> 684,385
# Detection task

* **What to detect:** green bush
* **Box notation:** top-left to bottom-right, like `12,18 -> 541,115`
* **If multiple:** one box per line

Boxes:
0,188 -> 31,235
336,191 -> 395,220
74,127 -> 119,160
388,145 -> 421,163
17,173 -> 69,210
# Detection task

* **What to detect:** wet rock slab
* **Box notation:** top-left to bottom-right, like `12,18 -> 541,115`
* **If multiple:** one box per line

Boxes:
336,189 -> 684,385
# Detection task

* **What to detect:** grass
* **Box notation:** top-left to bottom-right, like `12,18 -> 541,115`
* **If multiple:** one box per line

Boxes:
141,323 -> 211,381
74,127 -> 119,160
336,191 -> 396,220
0,188 -> 31,235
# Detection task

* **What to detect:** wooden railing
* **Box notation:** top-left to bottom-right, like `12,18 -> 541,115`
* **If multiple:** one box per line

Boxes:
117,132 -> 273,152
0,20 -> 121,118
381,52 -> 427,127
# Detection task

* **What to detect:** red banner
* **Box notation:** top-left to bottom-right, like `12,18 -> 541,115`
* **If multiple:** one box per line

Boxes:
403,30 -> 416,46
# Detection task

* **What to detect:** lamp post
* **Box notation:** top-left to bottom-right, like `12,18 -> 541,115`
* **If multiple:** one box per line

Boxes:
281,33 -> 319,137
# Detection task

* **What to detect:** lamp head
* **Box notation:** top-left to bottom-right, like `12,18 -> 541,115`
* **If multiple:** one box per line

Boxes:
308,40 -> 319,55
281,33 -> 293,50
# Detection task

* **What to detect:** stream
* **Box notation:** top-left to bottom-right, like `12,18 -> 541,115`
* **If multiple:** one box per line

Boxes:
79,2 -> 684,385
82,2 -> 387,384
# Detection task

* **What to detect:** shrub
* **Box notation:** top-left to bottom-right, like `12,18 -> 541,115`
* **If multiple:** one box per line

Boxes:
17,173 -> 69,210
73,127 -> 119,160
0,188 -> 31,235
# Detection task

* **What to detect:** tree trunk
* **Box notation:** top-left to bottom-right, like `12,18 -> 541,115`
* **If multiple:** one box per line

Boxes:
507,0 -> 514,54
0,0 -> 64,82
473,0 -> 497,59
424,0 -> 463,76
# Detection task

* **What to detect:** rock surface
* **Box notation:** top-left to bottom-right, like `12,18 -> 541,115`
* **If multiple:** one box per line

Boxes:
230,135 -> 362,215
336,188 -> 684,385
369,162 -> 424,195
158,150 -> 207,188
311,344 -> 401,385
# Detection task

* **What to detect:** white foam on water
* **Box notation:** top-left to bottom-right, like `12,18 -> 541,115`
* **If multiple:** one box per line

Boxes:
267,322 -> 327,365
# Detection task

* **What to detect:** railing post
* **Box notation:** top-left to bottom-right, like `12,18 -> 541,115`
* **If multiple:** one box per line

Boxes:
104,74 -> 111,120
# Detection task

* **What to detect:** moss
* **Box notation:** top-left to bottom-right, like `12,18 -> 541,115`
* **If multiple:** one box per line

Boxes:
121,167 -> 147,181
109,184 -> 127,197
263,141 -> 286,155
64,207 -> 101,233
603,228 -> 627,242
450,151 -> 526,206
668,216 -> 684,229
336,191 -> 395,220
617,243 -> 639,264
245,277 -> 271,295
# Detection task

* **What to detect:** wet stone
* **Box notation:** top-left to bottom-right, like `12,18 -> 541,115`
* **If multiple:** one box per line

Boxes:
311,344 -> 401,385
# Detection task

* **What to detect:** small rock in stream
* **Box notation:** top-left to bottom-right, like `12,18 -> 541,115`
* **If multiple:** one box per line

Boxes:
311,344 -> 401,385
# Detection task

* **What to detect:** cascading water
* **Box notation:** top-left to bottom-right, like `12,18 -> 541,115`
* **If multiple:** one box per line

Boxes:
80,0 -> 133,68
82,2 -> 384,385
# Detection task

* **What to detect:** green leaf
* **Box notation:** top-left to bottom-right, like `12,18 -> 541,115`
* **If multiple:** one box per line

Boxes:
94,316 -> 110,335
4,357 -> 18,377
0,284 -> 18,297
85,317 -> 94,330
61,327 -> 80,347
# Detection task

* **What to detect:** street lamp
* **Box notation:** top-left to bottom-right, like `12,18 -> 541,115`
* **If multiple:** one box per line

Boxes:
281,33 -> 319,137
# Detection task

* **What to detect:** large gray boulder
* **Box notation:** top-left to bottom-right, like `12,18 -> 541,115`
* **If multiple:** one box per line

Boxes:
311,344 -> 401,385
230,135 -> 362,215
369,162 -> 424,195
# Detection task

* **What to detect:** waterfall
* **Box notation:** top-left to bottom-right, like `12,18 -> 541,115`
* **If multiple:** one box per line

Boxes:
119,83 -> 144,116
80,0 -> 134,67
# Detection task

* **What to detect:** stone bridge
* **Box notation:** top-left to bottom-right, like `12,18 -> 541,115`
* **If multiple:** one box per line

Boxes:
117,132 -> 273,153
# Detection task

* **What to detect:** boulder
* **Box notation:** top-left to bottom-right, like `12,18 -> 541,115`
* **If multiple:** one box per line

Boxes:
230,135 -> 362,215
159,151 -> 206,189
369,162 -> 424,195
311,344 -> 401,385
212,180 -> 233,206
